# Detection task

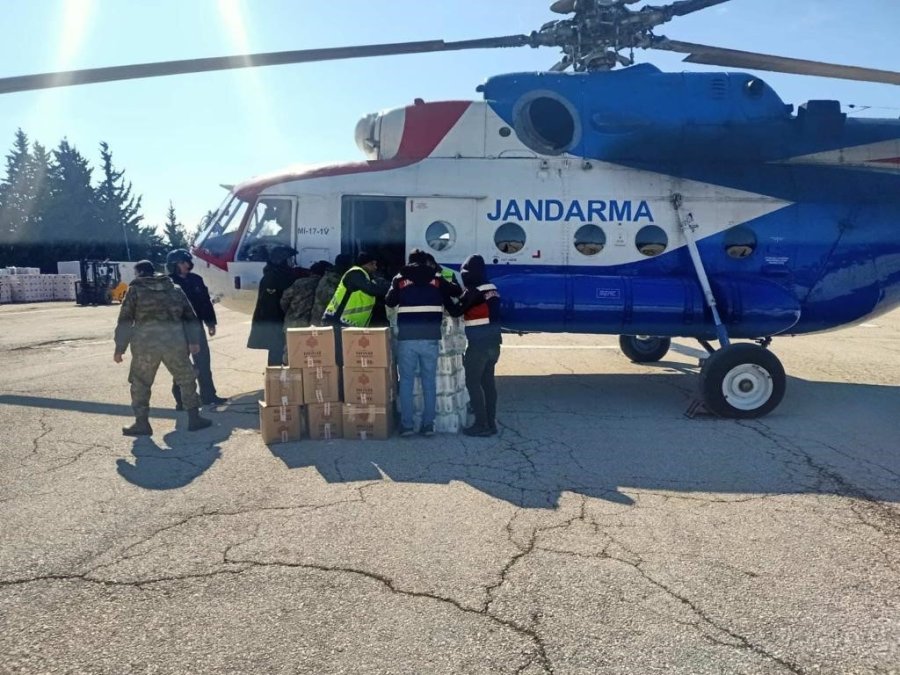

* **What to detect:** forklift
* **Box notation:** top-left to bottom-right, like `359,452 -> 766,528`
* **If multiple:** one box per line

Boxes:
75,260 -> 127,306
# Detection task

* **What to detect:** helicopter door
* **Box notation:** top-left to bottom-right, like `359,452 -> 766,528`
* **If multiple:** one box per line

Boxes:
341,196 -> 407,279
406,197 -> 477,272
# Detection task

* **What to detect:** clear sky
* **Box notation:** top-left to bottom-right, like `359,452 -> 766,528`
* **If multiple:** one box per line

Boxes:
1,0 -> 898,234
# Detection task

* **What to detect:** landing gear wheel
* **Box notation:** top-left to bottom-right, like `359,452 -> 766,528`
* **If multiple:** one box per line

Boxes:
619,335 -> 671,363
699,343 -> 786,418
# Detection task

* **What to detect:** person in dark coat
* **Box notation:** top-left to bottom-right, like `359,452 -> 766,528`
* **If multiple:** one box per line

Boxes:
448,254 -> 502,436
166,249 -> 227,407
247,245 -> 299,366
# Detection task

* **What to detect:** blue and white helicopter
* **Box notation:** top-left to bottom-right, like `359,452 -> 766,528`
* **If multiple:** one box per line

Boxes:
4,0 -> 898,418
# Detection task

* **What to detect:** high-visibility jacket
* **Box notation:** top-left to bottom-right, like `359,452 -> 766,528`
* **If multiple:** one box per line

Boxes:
325,266 -> 377,327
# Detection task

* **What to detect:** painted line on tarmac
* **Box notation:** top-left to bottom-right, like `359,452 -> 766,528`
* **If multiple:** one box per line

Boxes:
502,345 -> 619,350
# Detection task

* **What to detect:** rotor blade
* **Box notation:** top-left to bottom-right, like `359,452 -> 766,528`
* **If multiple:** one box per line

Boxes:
658,0 -> 732,18
0,36 -> 530,95
655,39 -> 900,85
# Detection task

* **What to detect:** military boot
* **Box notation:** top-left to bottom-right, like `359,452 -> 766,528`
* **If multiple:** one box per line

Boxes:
122,416 -> 153,437
187,408 -> 212,431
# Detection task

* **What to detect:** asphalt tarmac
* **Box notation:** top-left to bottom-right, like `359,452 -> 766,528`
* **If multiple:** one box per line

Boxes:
1,302 -> 898,674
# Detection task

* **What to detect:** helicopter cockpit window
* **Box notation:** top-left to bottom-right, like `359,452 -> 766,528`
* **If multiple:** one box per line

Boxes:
514,93 -> 578,156
574,224 -> 606,256
237,197 -> 294,262
195,195 -> 249,259
494,222 -> 526,255
426,220 -> 456,252
724,225 -> 757,259
635,225 -> 668,257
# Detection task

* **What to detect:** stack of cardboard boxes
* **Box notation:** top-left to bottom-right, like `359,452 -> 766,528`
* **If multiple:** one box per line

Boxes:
259,326 -> 395,444
0,268 -> 79,304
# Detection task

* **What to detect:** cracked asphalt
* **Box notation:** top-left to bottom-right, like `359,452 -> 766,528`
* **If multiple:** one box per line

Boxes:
1,302 -> 898,674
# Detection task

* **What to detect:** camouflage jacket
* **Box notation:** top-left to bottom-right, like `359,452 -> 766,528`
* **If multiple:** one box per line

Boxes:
310,269 -> 342,326
114,275 -> 201,353
281,274 -> 321,329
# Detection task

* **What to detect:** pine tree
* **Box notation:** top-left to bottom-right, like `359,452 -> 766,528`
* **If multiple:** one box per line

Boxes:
95,141 -> 143,262
163,201 -> 189,250
40,139 -> 99,267
0,129 -> 34,265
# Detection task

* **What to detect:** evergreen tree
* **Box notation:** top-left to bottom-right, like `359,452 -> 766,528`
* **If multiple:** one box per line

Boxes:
0,129 -> 34,266
95,141 -> 143,262
39,139 -> 99,267
163,201 -> 189,250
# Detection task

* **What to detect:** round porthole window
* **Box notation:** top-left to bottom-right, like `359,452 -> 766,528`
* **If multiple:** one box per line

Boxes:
724,225 -> 757,259
636,225 -> 668,257
494,222 -> 526,255
426,220 -> 456,252
574,224 -> 606,256
514,92 -> 579,155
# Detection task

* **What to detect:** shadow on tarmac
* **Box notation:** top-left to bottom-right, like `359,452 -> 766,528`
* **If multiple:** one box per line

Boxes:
268,371 -> 900,509
0,391 -> 261,491
3,374 -> 898,505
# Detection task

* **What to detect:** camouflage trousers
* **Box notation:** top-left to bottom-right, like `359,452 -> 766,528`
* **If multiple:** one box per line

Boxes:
129,347 -> 200,417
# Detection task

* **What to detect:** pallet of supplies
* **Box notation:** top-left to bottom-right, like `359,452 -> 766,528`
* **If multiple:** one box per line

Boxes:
343,404 -> 393,441
307,402 -> 343,440
287,326 -> 336,368
264,367 -> 304,406
302,365 -> 340,404
341,327 -> 392,368
259,402 -> 303,445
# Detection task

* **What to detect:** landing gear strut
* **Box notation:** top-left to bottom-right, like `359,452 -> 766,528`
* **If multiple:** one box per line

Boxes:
670,193 -> 787,418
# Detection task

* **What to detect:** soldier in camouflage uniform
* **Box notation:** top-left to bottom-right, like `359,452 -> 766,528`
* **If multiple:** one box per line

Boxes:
310,254 -> 351,326
114,260 -> 213,436
281,260 -> 332,330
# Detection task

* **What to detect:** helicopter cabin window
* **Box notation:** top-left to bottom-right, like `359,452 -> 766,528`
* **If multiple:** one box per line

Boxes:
574,224 -> 606,256
724,225 -> 757,259
494,222 -> 526,255
195,195 -> 249,259
426,220 -> 456,252
515,93 -> 578,155
341,196 -> 406,279
237,197 -> 294,262
635,225 -> 668,257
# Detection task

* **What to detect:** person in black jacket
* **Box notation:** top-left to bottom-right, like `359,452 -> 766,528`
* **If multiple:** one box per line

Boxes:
385,249 -> 458,437
166,249 -> 227,407
449,254 -> 502,436
247,245 -> 299,366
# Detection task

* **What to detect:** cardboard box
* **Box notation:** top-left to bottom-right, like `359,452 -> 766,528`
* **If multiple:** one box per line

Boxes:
302,365 -> 341,404
343,367 -> 395,406
342,327 -> 392,368
343,404 -> 394,441
264,367 -> 304,406
259,402 -> 302,445
287,327 -> 336,368
307,402 -> 343,441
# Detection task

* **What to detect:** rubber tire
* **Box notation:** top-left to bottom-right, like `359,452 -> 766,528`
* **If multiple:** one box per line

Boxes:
619,335 -> 672,363
699,343 -> 786,418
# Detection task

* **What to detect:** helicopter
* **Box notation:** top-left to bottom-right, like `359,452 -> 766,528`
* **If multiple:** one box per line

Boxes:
2,0 -> 899,419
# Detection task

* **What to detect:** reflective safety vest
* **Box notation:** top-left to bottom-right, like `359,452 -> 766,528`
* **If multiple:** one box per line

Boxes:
325,266 -> 376,327
464,284 -> 499,328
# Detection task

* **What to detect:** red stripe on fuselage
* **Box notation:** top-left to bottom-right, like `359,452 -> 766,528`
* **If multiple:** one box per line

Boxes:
233,100 -> 471,202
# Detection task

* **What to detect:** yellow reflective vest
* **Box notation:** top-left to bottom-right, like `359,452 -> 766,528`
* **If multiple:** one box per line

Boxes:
325,266 -> 377,327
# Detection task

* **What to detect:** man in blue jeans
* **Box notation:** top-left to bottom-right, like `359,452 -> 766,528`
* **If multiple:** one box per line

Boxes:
385,249 -> 460,436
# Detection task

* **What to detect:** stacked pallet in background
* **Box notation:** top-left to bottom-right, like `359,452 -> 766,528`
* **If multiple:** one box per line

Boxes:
0,268 -> 77,304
